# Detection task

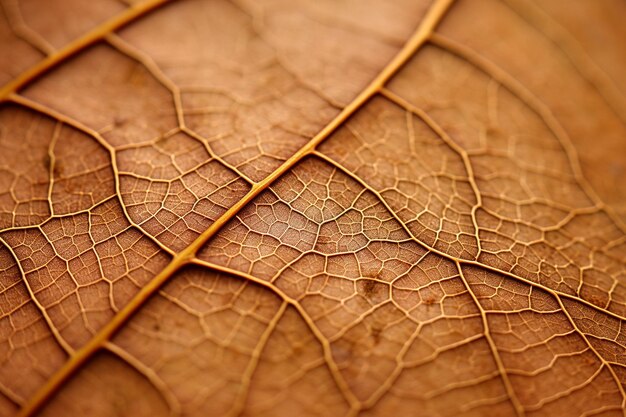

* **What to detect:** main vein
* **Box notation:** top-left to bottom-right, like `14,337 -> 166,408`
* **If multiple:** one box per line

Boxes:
16,0 -> 454,415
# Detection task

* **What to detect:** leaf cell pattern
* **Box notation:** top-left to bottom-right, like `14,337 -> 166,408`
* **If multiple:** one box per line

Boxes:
0,0 -> 625,416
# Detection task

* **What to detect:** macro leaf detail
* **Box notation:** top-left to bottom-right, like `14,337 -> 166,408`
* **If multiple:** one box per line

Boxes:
0,0 -> 625,416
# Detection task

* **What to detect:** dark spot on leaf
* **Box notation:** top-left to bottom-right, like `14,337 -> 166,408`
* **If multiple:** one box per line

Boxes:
53,160 -> 64,177
361,279 -> 377,297
371,325 -> 382,345
423,296 -> 436,306
113,116 -> 127,127
42,154 -> 51,171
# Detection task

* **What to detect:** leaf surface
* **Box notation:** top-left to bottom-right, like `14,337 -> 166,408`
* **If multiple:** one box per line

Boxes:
0,0 -> 625,416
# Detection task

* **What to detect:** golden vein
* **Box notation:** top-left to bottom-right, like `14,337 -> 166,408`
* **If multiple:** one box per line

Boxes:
16,0 -> 455,415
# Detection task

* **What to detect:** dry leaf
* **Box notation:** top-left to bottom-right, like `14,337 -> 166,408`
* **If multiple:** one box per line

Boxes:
1,0 -> 625,416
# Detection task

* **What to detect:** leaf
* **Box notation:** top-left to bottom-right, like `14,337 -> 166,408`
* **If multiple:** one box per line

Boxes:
0,0 -> 625,416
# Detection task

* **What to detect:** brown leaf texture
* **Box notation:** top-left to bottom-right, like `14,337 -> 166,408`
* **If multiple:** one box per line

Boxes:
0,0 -> 625,416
